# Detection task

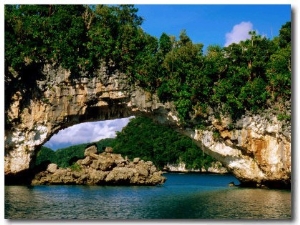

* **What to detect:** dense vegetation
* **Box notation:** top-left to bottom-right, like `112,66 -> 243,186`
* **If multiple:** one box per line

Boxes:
36,116 -> 216,170
112,117 -> 216,169
5,5 -> 291,125
153,26 -> 291,122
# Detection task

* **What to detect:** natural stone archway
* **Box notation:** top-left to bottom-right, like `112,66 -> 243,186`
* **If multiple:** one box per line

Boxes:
5,65 -> 291,188
5,64 -> 175,175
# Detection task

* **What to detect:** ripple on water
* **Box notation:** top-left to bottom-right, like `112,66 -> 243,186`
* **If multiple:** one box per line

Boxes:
5,174 -> 291,219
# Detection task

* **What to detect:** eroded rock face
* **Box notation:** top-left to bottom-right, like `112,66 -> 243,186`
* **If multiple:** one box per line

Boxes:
5,64 -> 291,188
31,147 -> 166,186
190,113 -> 291,188
5,65 -> 170,174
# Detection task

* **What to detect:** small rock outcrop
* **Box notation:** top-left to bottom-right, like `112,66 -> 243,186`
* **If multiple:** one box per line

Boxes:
31,147 -> 166,186
164,161 -> 228,174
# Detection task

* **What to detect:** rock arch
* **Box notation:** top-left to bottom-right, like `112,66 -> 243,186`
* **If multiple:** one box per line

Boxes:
5,65 -> 171,174
5,65 -> 291,188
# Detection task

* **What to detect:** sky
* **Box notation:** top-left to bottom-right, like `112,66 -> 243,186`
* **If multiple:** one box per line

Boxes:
43,3 -> 291,150
44,117 -> 134,150
136,4 -> 291,50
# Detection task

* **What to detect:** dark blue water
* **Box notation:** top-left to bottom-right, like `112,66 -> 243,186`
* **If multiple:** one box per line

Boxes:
5,173 -> 291,219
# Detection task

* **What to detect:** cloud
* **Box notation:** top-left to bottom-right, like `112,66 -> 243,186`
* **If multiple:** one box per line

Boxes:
225,21 -> 253,47
44,117 -> 134,150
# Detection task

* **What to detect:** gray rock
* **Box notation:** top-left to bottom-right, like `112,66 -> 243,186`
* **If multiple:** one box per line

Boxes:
47,163 -> 58,173
136,164 -> 149,177
97,155 -> 116,171
105,167 -> 135,183
104,147 -> 113,153
81,156 -> 92,166
133,157 -> 140,164
84,145 -> 98,157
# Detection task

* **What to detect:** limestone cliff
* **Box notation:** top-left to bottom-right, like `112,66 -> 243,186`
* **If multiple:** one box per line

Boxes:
5,64 -> 291,188
192,112 -> 291,188
5,64 -> 172,175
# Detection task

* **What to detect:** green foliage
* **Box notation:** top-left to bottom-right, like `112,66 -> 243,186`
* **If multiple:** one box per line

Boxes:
212,131 -> 222,142
238,77 -> 269,112
154,23 -> 291,122
157,30 -> 206,121
159,33 -> 172,55
35,146 -> 56,166
278,21 -> 291,48
5,5 -> 87,73
5,4 -> 152,125
89,5 -> 145,75
54,144 -> 85,168
112,116 -> 216,169
266,40 -> 291,102
70,162 -> 82,172
5,4 -> 291,126
5,4 -> 149,76
277,113 -> 291,121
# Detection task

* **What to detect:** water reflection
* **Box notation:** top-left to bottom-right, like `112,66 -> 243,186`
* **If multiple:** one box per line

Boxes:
168,188 -> 292,219
5,174 -> 291,219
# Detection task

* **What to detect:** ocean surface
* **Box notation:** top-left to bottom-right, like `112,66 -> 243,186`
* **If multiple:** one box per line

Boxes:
5,173 -> 291,220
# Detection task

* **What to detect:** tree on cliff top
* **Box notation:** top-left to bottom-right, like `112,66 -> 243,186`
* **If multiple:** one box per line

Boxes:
5,5 -> 291,126
5,4 -> 146,72
5,4 -> 152,126
155,22 -> 291,122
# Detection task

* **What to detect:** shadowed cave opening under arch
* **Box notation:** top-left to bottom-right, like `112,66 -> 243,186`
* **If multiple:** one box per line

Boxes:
5,114 -> 223,185
5,117 -> 135,185
5,114 -> 291,189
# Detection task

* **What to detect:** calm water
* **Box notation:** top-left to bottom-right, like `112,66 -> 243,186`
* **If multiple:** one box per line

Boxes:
5,173 -> 291,219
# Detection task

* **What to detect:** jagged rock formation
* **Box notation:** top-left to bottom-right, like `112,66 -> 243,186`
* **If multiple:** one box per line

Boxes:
5,64 -> 291,188
32,146 -> 166,186
190,111 -> 291,188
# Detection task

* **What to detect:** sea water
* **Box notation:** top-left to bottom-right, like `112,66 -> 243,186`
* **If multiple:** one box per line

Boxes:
5,173 -> 291,219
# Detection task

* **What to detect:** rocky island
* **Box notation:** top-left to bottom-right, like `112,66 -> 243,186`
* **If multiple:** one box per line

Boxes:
32,146 -> 166,186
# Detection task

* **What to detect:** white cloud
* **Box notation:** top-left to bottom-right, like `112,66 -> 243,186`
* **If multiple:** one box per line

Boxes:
44,117 -> 134,150
225,21 -> 253,47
